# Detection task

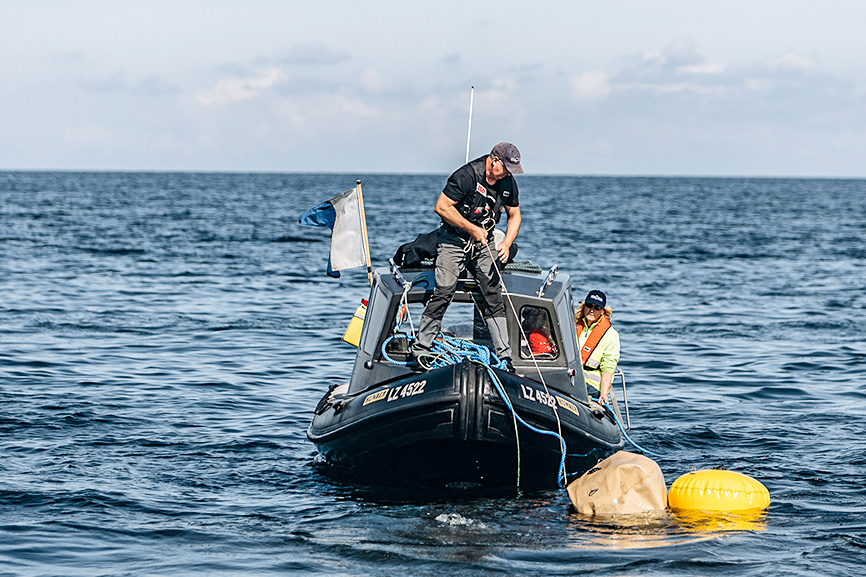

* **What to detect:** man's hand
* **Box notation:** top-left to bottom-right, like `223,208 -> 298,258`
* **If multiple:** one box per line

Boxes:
470,225 -> 488,244
496,240 -> 511,263
435,193 -> 489,244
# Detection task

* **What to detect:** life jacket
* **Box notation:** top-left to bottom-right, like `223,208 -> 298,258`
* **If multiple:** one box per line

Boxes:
460,179 -> 506,228
450,157 -> 511,237
579,316 -> 611,369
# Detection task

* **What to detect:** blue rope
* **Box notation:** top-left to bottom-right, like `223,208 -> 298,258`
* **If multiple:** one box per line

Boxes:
380,333 -> 568,487
382,334 -> 665,481
608,404 -> 665,458
381,333 -> 509,370
481,364 -> 569,487
380,334 -> 412,366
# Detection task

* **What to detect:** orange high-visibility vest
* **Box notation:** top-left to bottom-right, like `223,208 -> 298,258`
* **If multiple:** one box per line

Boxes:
579,316 -> 611,368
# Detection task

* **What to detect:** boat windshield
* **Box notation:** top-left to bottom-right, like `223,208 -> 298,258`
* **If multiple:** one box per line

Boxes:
518,305 -> 559,360
398,301 -> 486,342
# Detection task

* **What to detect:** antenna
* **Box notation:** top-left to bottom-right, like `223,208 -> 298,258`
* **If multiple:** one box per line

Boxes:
465,86 -> 474,163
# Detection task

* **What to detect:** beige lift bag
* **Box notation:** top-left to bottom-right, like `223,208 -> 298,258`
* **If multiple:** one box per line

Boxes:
567,451 -> 667,515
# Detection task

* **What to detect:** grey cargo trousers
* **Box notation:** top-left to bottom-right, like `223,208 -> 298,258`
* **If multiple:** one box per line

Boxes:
414,228 -> 512,361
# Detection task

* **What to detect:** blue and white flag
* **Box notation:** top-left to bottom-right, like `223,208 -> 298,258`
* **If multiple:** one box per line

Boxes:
299,187 -> 368,278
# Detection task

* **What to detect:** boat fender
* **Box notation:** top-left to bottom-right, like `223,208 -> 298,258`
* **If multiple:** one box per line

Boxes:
668,469 -> 770,511
342,299 -> 368,347
567,451 -> 667,516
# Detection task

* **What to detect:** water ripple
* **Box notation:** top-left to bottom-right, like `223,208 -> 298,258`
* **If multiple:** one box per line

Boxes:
1,172 -> 865,576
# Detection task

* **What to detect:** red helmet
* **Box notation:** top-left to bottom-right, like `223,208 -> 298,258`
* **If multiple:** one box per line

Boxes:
529,331 -> 553,355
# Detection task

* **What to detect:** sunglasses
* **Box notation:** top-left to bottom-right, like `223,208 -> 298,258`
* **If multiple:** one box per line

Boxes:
491,156 -> 511,174
585,303 -> 602,311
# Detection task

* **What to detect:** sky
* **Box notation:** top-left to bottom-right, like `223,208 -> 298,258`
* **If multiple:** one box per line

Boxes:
2,0 -> 866,177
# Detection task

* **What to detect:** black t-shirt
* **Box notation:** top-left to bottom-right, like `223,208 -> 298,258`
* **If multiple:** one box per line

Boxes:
440,155 -> 519,239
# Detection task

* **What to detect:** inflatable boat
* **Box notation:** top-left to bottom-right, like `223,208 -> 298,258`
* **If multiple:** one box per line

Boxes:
307,261 -> 625,489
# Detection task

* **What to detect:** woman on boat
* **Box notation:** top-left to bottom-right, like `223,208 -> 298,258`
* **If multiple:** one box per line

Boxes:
574,290 -> 620,405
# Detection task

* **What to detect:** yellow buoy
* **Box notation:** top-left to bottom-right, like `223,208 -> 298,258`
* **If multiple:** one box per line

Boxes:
668,469 -> 770,512
672,507 -> 767,533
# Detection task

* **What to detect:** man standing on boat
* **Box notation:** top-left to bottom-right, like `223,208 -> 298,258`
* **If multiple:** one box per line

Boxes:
411,142 -> 523,373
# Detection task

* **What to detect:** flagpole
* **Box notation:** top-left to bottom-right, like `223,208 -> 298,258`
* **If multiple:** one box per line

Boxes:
356,180 -> 373,286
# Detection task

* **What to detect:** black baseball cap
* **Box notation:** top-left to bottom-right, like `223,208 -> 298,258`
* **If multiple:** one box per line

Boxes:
585,290 -> 606,309
490,142 -> 524,174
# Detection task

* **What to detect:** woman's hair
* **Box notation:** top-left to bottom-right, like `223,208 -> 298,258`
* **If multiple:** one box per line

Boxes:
574,301 -> 613,324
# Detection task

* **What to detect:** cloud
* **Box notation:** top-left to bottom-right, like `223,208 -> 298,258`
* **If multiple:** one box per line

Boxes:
763,52 -> 819,74
553,36 -> 866,176
279,43 -> 351,66
614,38 -> 719,86
331,92 -> 382,118
659,37 -> 703,69
194,68 -> 285,106
358,67 -> 400,94
272,75 -> 342,96
440,54 -> 461,68
59,124 -> 114,147
568,39 -> 835,102
70,69 -> 179,97
478,79 -> 519,111
567,39 -> 729,103
272,99 -> 306,128
677,63 -> 726,76
831,127 -> 866,152
131,74 -> 179,96
77,71 -> 127,93
570,71 -> 611,101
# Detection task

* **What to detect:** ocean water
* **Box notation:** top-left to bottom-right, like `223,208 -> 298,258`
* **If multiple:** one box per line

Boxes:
1,171 -> 865,576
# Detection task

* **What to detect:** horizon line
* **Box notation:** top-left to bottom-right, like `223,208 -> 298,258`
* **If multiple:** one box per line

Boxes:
2,168 -> 865,181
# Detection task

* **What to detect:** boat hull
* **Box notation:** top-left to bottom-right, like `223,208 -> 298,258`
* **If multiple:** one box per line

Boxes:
307,360 -> 624,488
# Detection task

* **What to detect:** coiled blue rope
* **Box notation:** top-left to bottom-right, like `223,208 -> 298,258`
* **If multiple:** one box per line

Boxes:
381,333 -> 509,370
380,334 -> 413,366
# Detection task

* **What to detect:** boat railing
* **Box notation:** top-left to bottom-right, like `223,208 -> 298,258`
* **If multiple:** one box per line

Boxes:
536,264 -> 558,297
607,368 -> 631,430
389,258 -> 411,289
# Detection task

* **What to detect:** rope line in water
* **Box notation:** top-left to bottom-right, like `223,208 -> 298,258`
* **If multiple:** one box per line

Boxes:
486,368 -> 522,489
480,363 -> 568,487
479,241 -> 569,481
608,404 -> 665,458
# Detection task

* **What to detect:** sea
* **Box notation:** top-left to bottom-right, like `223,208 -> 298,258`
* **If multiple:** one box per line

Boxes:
1,171 -> 865,576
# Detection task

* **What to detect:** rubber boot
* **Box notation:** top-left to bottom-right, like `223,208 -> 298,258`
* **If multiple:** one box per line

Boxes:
485,315 -> 513,363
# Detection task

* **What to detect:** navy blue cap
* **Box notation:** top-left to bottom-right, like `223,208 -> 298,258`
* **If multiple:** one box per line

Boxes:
585,290 -> 606,309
